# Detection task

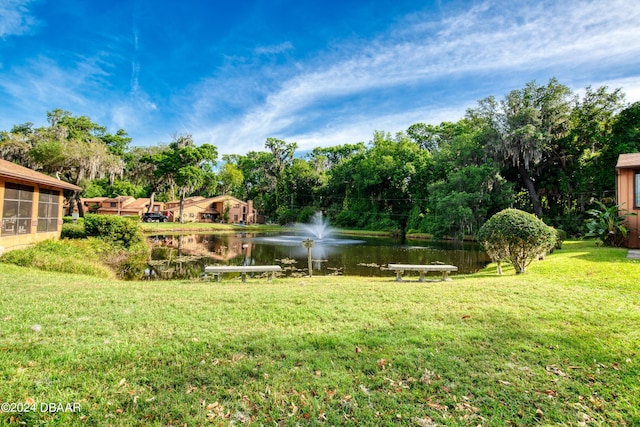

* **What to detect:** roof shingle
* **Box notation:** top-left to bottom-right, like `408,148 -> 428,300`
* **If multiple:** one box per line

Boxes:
0,159 -> 82,191
616,153 -> 640,169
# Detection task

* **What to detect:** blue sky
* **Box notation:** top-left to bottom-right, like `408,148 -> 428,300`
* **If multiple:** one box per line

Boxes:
1,0 -> 639,155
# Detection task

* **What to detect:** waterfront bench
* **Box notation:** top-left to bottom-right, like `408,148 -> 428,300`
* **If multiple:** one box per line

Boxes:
204,265 -> 282,282
387,263 -> 458,282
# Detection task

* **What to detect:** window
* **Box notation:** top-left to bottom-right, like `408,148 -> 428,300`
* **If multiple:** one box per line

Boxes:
37,188 -> 60,232
2,183 -> 34,235
635,171 -> 640,209
110,202 -> 117,208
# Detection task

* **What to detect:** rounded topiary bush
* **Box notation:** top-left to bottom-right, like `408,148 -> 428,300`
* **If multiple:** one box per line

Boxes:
477,209 -> 556,274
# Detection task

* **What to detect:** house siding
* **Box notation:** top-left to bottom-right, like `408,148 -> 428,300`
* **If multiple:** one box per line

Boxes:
164,196 -> 261,224
0,177 -> 66,253
616,155 -> 640,248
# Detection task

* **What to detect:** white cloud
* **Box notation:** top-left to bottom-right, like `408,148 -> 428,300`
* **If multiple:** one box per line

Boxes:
584,76 -> 640,104
3,0 -> 639,152
189,0 -> 640,153
0,49 -> 160,137
254,41 -> 294,55
285,105 -> 471,153
0,0 -> 39,38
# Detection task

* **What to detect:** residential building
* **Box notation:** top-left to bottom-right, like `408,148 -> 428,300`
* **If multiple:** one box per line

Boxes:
96,196 -> 164,217
164,195 -> 261,224
79,197 -> 107,214
0,159 -> 82,254
616,153 -> 640,248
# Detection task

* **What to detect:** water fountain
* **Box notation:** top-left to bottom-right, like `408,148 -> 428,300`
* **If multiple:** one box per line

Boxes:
252,211 -> 363,247
298,211 -> 334,240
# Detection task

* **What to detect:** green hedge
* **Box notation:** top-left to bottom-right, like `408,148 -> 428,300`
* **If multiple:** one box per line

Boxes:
61,223 -> 87,239
63,216 -> 85,225
83,214 -> 144,249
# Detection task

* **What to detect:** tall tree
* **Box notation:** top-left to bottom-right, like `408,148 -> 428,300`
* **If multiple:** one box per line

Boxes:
152,134 -> 218,223
217,161 -> 244,195
325,131 -> 429,232
543,86 -> 626,222
101,128 -> 132,158
406,122 -> 457,152
469,78 -> 573,217
0,123 -> 36,166
26,110 -> 126,215
571,90 -> 630,193
264,137 -> 297,219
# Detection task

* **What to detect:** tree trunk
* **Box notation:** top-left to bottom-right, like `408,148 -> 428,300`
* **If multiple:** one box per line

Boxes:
518,164 -> 543,218
179,194 -> 185,224
76,192 -> 84,217
66,195 -> 76,216
147,192 -> 155,213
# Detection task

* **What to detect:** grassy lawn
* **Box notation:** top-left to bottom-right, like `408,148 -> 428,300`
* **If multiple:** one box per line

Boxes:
1,241 -> 639,426
139,222 -> 284,234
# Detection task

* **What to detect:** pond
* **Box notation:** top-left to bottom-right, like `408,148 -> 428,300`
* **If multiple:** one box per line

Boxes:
143,230 -> 489,280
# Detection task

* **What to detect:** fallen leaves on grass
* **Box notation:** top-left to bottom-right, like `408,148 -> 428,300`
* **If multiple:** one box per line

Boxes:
589,394 -> 605,411
420,369 -> 441,384
455,402 -> 479,414
414,416 -> 438,427
205,401 -> 229,421
546,365 -> 567,377
425,400 -> 447,411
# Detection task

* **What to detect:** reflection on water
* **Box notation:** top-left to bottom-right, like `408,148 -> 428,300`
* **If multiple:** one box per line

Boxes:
142,232 -> 489,280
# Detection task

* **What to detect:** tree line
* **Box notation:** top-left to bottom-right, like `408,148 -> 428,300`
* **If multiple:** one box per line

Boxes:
2,78 -> 639,236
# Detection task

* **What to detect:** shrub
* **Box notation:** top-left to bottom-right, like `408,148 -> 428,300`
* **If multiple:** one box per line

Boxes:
585,201 -> 636,247
61,223 -> 86,239
63,216 -> 84,225
552,228 -> 567,250
296,207 -> 318,224
84,214 -> 144,249
477,209 -> 556,274
275,206 -> 298,225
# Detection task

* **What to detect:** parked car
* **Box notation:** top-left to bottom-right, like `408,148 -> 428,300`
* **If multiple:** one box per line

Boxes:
142,212 -> 169,222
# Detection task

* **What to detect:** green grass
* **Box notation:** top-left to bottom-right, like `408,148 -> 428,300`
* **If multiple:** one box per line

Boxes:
1,241 -> 639,426
139,222 -> 283,234
0,239 -> 115,279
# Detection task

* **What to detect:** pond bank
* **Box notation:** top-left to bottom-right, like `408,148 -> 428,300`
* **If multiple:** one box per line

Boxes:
140,222 -> 429,239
